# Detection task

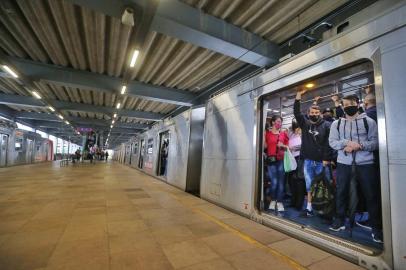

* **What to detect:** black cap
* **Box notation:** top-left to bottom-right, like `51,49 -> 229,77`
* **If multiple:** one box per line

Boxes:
323,107 -> 332,114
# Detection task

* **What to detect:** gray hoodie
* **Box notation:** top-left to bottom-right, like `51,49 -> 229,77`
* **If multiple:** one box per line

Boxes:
329,113 -> 378,165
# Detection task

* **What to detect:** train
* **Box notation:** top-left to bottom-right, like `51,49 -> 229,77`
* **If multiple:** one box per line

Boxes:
114,2 -> 406,269
0,119 -> 53,167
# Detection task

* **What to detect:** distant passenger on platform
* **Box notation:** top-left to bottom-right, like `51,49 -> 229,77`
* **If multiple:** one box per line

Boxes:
264,115 -> 289,212
105,151 -> 109,161
75,149 -> 81,162
328,94 -> 383,243
294,90 -> 334,217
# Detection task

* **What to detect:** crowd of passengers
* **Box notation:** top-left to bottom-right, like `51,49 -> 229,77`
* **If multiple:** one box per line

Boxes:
264,87 -> 382,243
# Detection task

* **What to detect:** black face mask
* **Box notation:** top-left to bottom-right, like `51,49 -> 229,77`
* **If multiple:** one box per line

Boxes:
344,105 -> 358,116
309,115 -> 319,122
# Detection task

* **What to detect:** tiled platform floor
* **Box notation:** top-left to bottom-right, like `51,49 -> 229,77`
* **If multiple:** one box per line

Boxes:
0,161 -> 363,270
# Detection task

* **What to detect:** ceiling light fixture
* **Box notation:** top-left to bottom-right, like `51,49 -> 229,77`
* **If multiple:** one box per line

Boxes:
305,83 -> 315,89
110,125 -> 113,128
116,103 -> 121,109
65,121 -> 70,125
58,114 -> 64,120
121,85 -> 127,95
2,65 -> 18,78
32,91 -> 42,99
113,113 -> 117,118
112,120 -> 115,124
48,106 -> 55,112
129,50 -> 139,67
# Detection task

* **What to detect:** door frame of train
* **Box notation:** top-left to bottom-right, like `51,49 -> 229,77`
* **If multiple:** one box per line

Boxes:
248,6 -> 405,268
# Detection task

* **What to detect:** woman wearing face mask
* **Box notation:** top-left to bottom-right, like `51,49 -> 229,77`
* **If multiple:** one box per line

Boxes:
264,115 -> 289,212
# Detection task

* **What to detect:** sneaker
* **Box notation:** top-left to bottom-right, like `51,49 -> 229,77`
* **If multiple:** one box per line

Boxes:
372,231 -> 383,243
329,219 -> 346,232
276,202 -> 285,212
269,201 -> 276,210
356,219 -> 372,231
300,209 -> 314,217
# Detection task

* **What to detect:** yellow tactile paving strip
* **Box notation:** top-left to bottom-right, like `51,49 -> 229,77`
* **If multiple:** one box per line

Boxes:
0,161 -> 363,270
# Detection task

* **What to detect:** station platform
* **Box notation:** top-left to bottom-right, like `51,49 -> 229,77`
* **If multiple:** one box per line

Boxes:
0,162 -> 362,270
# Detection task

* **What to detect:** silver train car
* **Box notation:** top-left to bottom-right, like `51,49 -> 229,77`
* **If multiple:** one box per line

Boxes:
115,1 -> 406,269
115,106 -> 205,194
0,119 -> 53,167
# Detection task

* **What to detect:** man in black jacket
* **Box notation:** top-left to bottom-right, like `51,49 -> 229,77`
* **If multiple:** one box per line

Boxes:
294,90 -> 335,216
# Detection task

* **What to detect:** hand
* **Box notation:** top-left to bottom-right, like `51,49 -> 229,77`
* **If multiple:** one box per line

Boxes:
365,86 -> 372,94
322,160 -> 330,166
277,142 -> 287,149
331,95 -> 339,102
347,141 -> 361,150
296,89 -> 306,100
344,146 -> 353,153
314,96 -> 321,103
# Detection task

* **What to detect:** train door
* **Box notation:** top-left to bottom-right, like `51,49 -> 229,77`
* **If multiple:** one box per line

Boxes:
0,134 -> 8,167
138,139 -> 145,169
259,61 -> 383,253
157,131 -> 170,177
26,139 -> 34,163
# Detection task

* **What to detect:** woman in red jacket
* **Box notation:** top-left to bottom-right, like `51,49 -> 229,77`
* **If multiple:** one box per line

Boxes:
265,115 -> 289,212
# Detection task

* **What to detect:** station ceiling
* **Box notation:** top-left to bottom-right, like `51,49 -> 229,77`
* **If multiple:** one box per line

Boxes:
0,0 -> 349,146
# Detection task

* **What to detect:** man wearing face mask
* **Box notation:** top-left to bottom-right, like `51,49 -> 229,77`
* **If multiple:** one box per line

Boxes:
328,94 -> 382,243
294,90 -> 334,217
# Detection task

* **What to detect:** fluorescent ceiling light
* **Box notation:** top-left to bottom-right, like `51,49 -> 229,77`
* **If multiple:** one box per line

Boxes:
58,114 -> 64,120
121,85 -> 127,95
32,91 -> 41,99
113,113 -> 117,118
112,120 -> 115,124
116,103 -> 121,109
2,65 -> 18,78
48,106 -> 55,112
65,121 -> 70,125
110,125 -> 113,128
129,50 -> 139,67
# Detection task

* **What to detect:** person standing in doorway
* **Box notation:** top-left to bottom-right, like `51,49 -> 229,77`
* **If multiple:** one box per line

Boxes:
264,115 -> 289,212
294,89 -> 334,217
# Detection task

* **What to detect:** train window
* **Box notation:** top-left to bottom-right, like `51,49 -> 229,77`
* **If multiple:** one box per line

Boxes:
15,139 -> 23,151
147,138 -> 153,154
133,143 -> 138,154
260,61 -> 383,252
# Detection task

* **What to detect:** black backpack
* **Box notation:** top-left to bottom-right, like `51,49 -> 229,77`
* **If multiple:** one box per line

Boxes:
336,118 -> 369,139
310,169 -> 335,218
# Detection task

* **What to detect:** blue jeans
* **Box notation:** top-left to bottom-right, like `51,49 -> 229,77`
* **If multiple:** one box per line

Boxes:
267,160 -> 285,201
303,159 -> 332,192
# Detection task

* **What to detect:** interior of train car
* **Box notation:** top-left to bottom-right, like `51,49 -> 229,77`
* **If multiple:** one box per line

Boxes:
259,60 -> 384,252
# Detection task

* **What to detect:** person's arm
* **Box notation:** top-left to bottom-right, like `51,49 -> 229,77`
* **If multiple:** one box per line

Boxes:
329,120 -> 349,150
360,118 -> 378,151
294,91 -> 307,128
332,95 -> 344,118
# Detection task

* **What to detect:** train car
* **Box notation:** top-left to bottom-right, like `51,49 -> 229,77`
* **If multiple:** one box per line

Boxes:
118,106 -> 205,194
0,119 -> 54,167
200,2 -> 405,270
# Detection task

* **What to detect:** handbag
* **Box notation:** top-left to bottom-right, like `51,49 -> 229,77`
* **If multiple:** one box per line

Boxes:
283,149 -> 297,172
